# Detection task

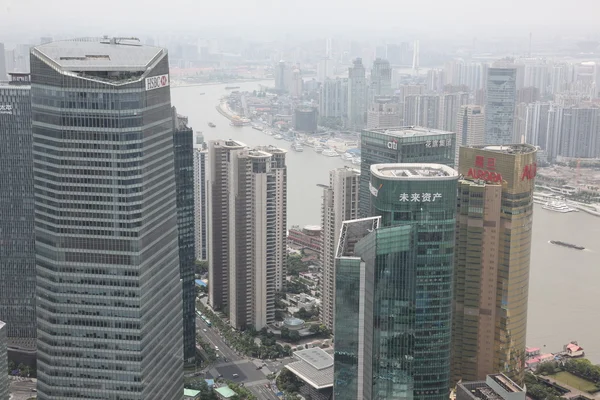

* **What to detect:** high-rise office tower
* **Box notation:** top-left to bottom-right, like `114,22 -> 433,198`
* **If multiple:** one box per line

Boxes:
366,98 -> 402,129
347,58 -> 367,129
0,321 -> 8,400
0,73 -> 36,364
320,167 -> 360,331
208,141 -> 287,330
193,138 -> 209,261
0,43 -> 6,80
485,66 -> 517,144
452,144 -> 537,385
456,105 -> 485,164
319,78 -> 348,120
275,60 -> 290,93
172,109 -> 197,366
317,58 -> 334,82
370,58 -> 392,100
31,38 -> 183,399
359,127 -> 456,217
334,163 -> 458,400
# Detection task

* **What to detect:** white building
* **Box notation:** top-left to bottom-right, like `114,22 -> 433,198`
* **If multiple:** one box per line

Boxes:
290,68 -> 303,98
369,58 -> 392,100
319,78 -> 348,120
366,98 -> 402,129
208,141 -> 287,330
438,92 -> 469,132
317,58 -> 334,82
455,105 -> 485,165
320,167 -> 360,331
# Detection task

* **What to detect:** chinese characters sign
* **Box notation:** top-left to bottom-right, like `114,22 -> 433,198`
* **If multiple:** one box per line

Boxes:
399,192 -> 442,202
0,105 -> 13,114
467,156 -> 503,183
425,138 -> 452,148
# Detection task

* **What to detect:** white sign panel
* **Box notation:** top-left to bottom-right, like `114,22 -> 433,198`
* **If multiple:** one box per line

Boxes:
369,182 -> 379,197
0,105 -> 13,114
399,192 -> 442,202
145,74 -> 169,91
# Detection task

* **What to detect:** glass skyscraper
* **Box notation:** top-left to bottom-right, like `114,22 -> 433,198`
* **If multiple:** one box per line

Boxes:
485,66 -> 517,145
31,38 -> 183,399
359,127 -> 456,217
0,73 -> 37,362
173,109 -> 197,366
334,163 -> 458,400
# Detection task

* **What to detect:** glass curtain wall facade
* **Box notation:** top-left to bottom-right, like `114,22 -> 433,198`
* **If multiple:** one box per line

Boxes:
173,109 -> 196,365
335,164 -> 458,400
485,67 -> 517,145
0,79 -> 37,358
0,321 -> 7,400
30,40 -> 183,399
359,127 -> 455,217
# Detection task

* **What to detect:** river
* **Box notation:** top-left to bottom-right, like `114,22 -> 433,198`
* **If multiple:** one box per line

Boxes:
171,80 -> 600,363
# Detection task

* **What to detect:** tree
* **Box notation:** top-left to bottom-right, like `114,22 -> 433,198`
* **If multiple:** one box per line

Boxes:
288,330 -> 300,342
280,326 -> 290,339
195,260 -> 208,275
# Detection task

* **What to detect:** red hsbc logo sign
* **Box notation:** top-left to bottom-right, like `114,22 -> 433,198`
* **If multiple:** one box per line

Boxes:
521,162 -> 537,181
145,74 -> 169,91
467,168 -> 503,183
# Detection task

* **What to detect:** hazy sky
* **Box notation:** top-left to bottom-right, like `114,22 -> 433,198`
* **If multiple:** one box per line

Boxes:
1,0 -> 599,40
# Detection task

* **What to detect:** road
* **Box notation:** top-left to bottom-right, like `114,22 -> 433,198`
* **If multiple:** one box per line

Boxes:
9,377 -> 37,400
195,316 -> 296,399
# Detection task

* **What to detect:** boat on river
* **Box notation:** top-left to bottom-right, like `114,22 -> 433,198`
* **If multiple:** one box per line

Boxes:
208,122 -> 216,128
291,142 -> 304,152
322,149 -> 340,157
549,240 -> 585,250
542,200 -> 577,213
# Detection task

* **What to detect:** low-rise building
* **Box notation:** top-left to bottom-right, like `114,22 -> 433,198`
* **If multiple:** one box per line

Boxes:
457,374 -> 525,400
286,348 -> 334,400
288,225 -> 322,254
215,386 -> 237,399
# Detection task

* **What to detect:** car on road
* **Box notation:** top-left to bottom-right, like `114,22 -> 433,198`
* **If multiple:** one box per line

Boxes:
233,374 -> 239,378
215,346 -> 219,351
203,328 -> 207,332
256,366 -> 262,370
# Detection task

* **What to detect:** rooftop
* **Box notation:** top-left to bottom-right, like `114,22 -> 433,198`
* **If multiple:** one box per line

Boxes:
489,374 -> 524,393
33,37 -> 165,72
183,388 -> 201,398
286,348 -> 334,390
214,386 -> 237,398
371,163 -> 458,180
364,126 -> 454,138
473,144 -> 537,155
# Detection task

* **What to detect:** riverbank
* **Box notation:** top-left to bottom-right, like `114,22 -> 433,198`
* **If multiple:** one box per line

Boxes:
534,193 -> 600,217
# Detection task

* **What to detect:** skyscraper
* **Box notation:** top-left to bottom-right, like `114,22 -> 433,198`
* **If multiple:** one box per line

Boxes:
0,320 -> 7,400
359,127 -> 456,217
438,92 -> 469,132
557,106 -> 600,159
485,67 -> 517,144
0,43 -> 6,80
452,144 -> 537,385
370,58 -> 392,100
193,138 -> 209,261
456,105 -> 485,164
173,109 -> 197,365
31,38 -> 183,399
320,167 -> 360,331
275,60 -> 291,93
403,94 -> 440,128
334,162 -> 459,400
319,77 -> 348,120
347,58 -> 367,129
0,73 -> 36,364
208,141 -> 287,330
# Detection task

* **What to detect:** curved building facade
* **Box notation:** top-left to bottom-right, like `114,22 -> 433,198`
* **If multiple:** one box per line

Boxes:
452,144 -> 537,385
30,38 -> 183,399
334,164 -> 458,400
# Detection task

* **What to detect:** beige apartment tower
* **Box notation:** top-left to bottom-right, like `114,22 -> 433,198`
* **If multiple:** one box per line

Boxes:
320,167 -> 360,331
452,144 -> 537,386
208,140 -> 287,330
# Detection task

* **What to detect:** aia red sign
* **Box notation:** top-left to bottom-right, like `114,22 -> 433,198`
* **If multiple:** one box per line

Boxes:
521,162 -> 537,181
467,168 -> 503,183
